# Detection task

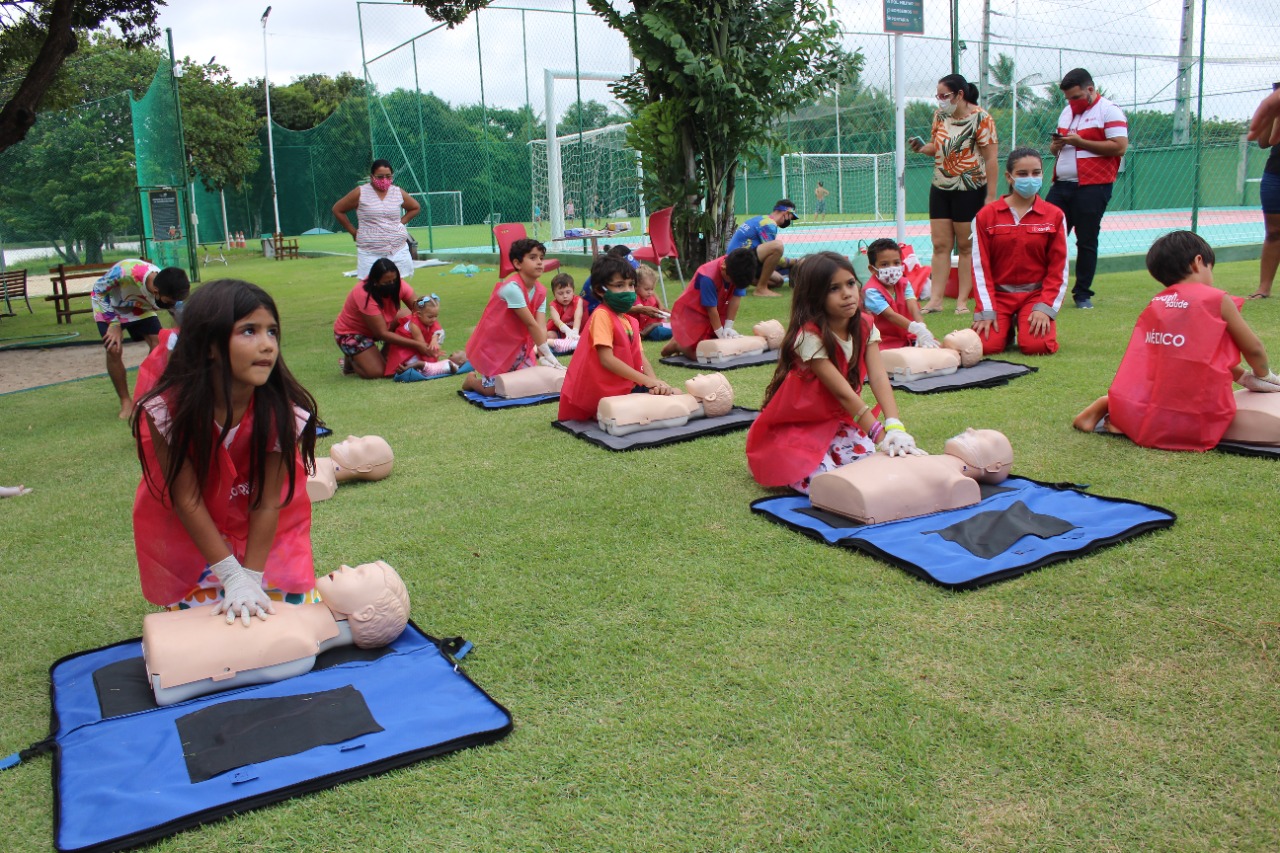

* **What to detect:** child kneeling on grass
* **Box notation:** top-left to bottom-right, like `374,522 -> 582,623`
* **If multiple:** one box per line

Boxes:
1073,230 -> 1280,451
462,237 -> 564,396
745,251 -> 925,495
557,253 -> 675,421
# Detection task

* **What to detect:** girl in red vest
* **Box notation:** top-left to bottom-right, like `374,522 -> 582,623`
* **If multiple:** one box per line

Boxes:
746,251 -> 925,493
382,294 -> 469,378
862,238 -> 937,349
1073,231 -> 1280,450
558,254 -> 675,421
660,248 -> 760,360
462,238 -> 564,396
132,279 -> 319,624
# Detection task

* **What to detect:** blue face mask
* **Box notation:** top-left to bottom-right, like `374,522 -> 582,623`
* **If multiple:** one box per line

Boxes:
1012,176 -> 1043,199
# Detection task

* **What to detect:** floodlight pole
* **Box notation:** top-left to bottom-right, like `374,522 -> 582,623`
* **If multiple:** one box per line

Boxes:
261,6 -> 281,236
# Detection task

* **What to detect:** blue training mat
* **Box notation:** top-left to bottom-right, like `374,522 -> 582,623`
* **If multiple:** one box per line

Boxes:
751,477 -> 1175,590
457,388 -> 559,409
393,361 -> 474,382
40,622 -> 511,852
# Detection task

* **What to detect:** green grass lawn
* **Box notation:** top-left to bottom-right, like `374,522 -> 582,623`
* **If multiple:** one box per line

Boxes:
1,252 -> 1278,851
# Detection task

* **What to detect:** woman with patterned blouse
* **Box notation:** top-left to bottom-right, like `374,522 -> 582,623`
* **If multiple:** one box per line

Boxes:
910,74 -> 999,314
332,159 -> 422,281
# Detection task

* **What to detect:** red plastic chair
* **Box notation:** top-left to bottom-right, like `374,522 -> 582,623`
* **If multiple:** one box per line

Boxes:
494,222 -> 561,279
630,206 -> 683,305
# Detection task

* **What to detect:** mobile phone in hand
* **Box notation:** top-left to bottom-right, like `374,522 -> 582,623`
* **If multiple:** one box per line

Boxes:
1051,132 -> 1064,140
909,135 -> 924,149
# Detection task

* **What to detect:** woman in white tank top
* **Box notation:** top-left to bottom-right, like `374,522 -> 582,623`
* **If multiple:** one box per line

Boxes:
333,159 -> 422,279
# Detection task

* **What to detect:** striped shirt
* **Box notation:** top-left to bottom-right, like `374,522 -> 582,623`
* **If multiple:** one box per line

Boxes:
356,183 -> 410,255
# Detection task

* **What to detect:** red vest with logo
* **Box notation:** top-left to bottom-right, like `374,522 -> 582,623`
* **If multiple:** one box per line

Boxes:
133,396 -> 314,605
557,307 -> 644,421
1108,282 -> 1241,452
468,278 -> 547,377
745,315 -> 871,486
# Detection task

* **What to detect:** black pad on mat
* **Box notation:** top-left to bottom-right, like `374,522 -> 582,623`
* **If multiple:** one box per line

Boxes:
659,350 -> 779,370
923,500 -> 1077,559
177,685 -> 384,783
889,358 -> 1036,394
553,407 -> 758,451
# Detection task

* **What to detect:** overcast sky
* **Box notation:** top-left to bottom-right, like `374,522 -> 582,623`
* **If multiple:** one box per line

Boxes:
151,0 -> 1276,121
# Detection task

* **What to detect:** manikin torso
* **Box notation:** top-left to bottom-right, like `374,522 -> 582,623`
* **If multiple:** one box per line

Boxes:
1222,389 -> 1280,445
695,320 -> 784,363
879,328 -> 983,381
808,428 -> 1013,524
143,561 -> 409,705
493,365 -> 566,398
596,373 -> 734,436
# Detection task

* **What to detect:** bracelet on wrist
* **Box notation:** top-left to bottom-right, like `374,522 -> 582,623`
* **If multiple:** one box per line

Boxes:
867,420 -> 885,443
885,422 -> 906,433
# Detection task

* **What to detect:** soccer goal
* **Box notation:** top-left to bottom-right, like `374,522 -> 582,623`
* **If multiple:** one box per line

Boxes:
781,153 -> 894,223
530,123 -> 642,238
408,191 -> 464,227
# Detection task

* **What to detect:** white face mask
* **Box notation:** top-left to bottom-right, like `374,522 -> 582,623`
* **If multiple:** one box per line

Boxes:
876,265 -> 905,286
936,97 -> 958,117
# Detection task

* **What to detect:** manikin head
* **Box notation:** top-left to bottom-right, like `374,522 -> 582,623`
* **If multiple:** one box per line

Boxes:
943,328 -> 984,367
752,319 -> 785,349
684,372 -> 734,416
944,428 -> 1013,483
330,435 -> 394,480
316,561 -> 411,648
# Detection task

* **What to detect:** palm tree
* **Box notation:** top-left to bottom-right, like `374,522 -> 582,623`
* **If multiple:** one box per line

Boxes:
985,53 -> 1043,112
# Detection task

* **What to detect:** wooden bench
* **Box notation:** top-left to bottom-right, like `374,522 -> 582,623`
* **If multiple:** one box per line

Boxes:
0,268 -> 31,316
45,262 -> 115,325
272,233 -> 299,260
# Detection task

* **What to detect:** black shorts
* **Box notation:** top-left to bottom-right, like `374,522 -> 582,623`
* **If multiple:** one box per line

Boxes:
97,315 -> 162,341
929,185 -> 987,223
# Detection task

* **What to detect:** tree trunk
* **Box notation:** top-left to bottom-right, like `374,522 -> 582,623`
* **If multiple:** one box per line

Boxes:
0,0 -> 79,154
86,241 -> 104,264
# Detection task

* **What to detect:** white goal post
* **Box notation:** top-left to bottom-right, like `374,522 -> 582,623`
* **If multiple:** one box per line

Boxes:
780,153 -> 894,222
541,69 -> 645,239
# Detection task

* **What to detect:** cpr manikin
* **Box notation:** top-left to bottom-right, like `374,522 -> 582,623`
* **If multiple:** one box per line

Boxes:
879,328 -> 984,381
306,435 -> 395,502
808,428 -> 1013,524
596,372 -> 734,436
142,560 -> 410,706
1221,389 -> 1280,444
695,320 -> 785,364
492,364 -> 566,398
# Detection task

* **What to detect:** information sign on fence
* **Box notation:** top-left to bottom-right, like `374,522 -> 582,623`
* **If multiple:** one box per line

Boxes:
149,190 -> 181,240
883,0 -> 924,33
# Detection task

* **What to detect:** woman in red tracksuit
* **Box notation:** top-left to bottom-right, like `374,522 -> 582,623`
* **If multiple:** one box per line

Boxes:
970,147 -> 1070,356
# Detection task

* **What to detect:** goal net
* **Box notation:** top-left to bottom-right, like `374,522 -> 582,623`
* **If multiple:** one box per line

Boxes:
530,123 -> 642,238
781,153 -> 894,223
408,191 -> 464,227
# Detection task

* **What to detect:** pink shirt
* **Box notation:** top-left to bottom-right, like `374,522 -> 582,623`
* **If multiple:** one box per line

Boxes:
333,280 -> 414,337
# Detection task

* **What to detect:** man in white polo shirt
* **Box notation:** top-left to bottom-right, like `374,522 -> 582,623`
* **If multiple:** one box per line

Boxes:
1047,68 -> 1129,309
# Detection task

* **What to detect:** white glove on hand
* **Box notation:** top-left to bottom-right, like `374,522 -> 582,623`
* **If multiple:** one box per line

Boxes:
210,555 -> 275,626
1241,371 -> 1280,392
716,321 -> 742,340
565,329 -> 580,342
907,321 -> 940,348
536,342 -> 566,370
877,417 -> 928,458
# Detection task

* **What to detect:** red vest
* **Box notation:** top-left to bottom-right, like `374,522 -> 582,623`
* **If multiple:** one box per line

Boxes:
134,396 -> 314,605
745,316 -> 871,486
468,278 -> 547,377
671,258 -> 732,350
634,293 -> 662,332
546,295 -> 581,332
382,315 -> 443,376
557,307 -> 644,421
133,328 -> 177,398
1108,282 -> 1241,452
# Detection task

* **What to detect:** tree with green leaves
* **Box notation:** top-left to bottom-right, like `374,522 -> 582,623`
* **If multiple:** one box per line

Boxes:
984,53 -> 1043,113
409,0 -> 856,263
0,0 -> 161,152
177,59 -> 260,194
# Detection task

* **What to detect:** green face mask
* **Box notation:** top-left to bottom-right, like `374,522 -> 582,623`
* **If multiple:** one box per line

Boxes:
602,290 -> 637,312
